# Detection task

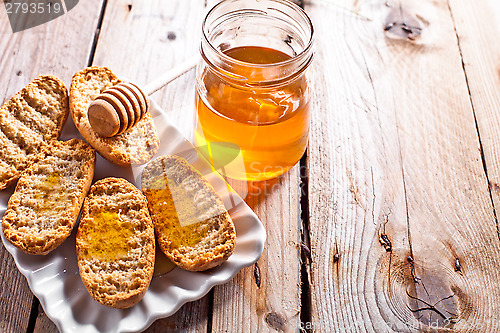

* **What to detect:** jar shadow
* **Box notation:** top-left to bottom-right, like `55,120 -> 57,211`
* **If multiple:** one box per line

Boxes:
226,177 -> 283,209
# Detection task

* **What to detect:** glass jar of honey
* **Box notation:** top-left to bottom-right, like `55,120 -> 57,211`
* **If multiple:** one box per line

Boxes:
195,0 -> 314,181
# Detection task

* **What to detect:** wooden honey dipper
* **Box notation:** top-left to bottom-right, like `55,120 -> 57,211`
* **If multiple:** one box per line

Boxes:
88,55 -> 199,137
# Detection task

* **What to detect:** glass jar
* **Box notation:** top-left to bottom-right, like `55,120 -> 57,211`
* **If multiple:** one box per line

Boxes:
195,0 -> 314,181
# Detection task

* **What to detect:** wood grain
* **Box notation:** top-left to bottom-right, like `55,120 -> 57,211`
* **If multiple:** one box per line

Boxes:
212,171 -> 302,333
33,303 -> 58,333
0,245 -> 33,333
304,0 -> 500,331
91,0 -> 211,330
0,0 -> 105,95
0,1 -> 105,332
447,0 -> 500,230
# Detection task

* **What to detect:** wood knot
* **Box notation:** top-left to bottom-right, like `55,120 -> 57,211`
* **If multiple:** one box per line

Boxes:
454,258 -> 462,274
384,4 -> 423,41
384,21 -> 422,40
264,312 -> 286,332
167,31 -> 177,40
375,254 -> 469,331
379,234 -> 392,252
379,214 -> 392,252
404,262 -> 461,329
254,263 -> 261,288
489,181 -> 500,194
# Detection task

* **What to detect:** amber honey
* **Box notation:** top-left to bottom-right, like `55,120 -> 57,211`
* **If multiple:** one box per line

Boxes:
143,168 -> 225,249
144,187 -> 210,249
78,210 -> 134,261
34,171 -> 67,212
195,46 -> 310,181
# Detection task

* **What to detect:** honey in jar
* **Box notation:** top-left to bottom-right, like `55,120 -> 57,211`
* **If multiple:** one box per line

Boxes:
194,0 -> 314,181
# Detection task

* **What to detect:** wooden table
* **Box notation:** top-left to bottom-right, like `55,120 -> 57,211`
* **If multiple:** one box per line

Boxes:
1,0 -> 500,331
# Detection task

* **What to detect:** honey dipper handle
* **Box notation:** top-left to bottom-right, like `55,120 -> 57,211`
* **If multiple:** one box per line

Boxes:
144,55 -> 200,95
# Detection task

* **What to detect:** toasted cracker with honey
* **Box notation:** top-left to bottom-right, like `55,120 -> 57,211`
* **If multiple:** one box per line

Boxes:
76,177 -> 155,309
141,155 -> 236,271
69,66 -> 159,166
2,139 -> 95,255
0,75 -> 69,190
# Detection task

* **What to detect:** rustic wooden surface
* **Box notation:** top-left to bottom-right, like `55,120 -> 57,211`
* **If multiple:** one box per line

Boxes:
305,0 -> 500,332
0,0 -> 499,332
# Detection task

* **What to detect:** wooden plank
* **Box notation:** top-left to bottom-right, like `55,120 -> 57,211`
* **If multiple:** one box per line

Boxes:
0,0 -> 105,97
0,1 -> 106,332
208,0 -> 304,329
94,1 -> 303,331
211,170 -> 302,332
0,244 -> 33,333
447,0 -> 500,226
303,0 -> 500,331
33,303 -> 58,333
91,0 -> 212,330
303,0 -> 408,330
206,0 -> 303,329
143,300 -> 209,332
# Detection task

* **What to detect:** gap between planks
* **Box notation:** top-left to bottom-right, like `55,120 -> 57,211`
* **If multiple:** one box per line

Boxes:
87,0 -> 109,67
25,297 -> 39,333
297,1 -> 313,330
299,151 -> 312,330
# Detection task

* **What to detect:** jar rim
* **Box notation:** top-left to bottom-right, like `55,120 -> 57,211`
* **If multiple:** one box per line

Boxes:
201,0 -> 314,69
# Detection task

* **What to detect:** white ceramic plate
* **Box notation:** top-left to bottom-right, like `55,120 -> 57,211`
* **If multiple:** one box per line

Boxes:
0,100 -> 266,333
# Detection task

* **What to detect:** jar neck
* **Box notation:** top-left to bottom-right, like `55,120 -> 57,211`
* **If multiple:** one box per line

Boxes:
200,0 -> 314,87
